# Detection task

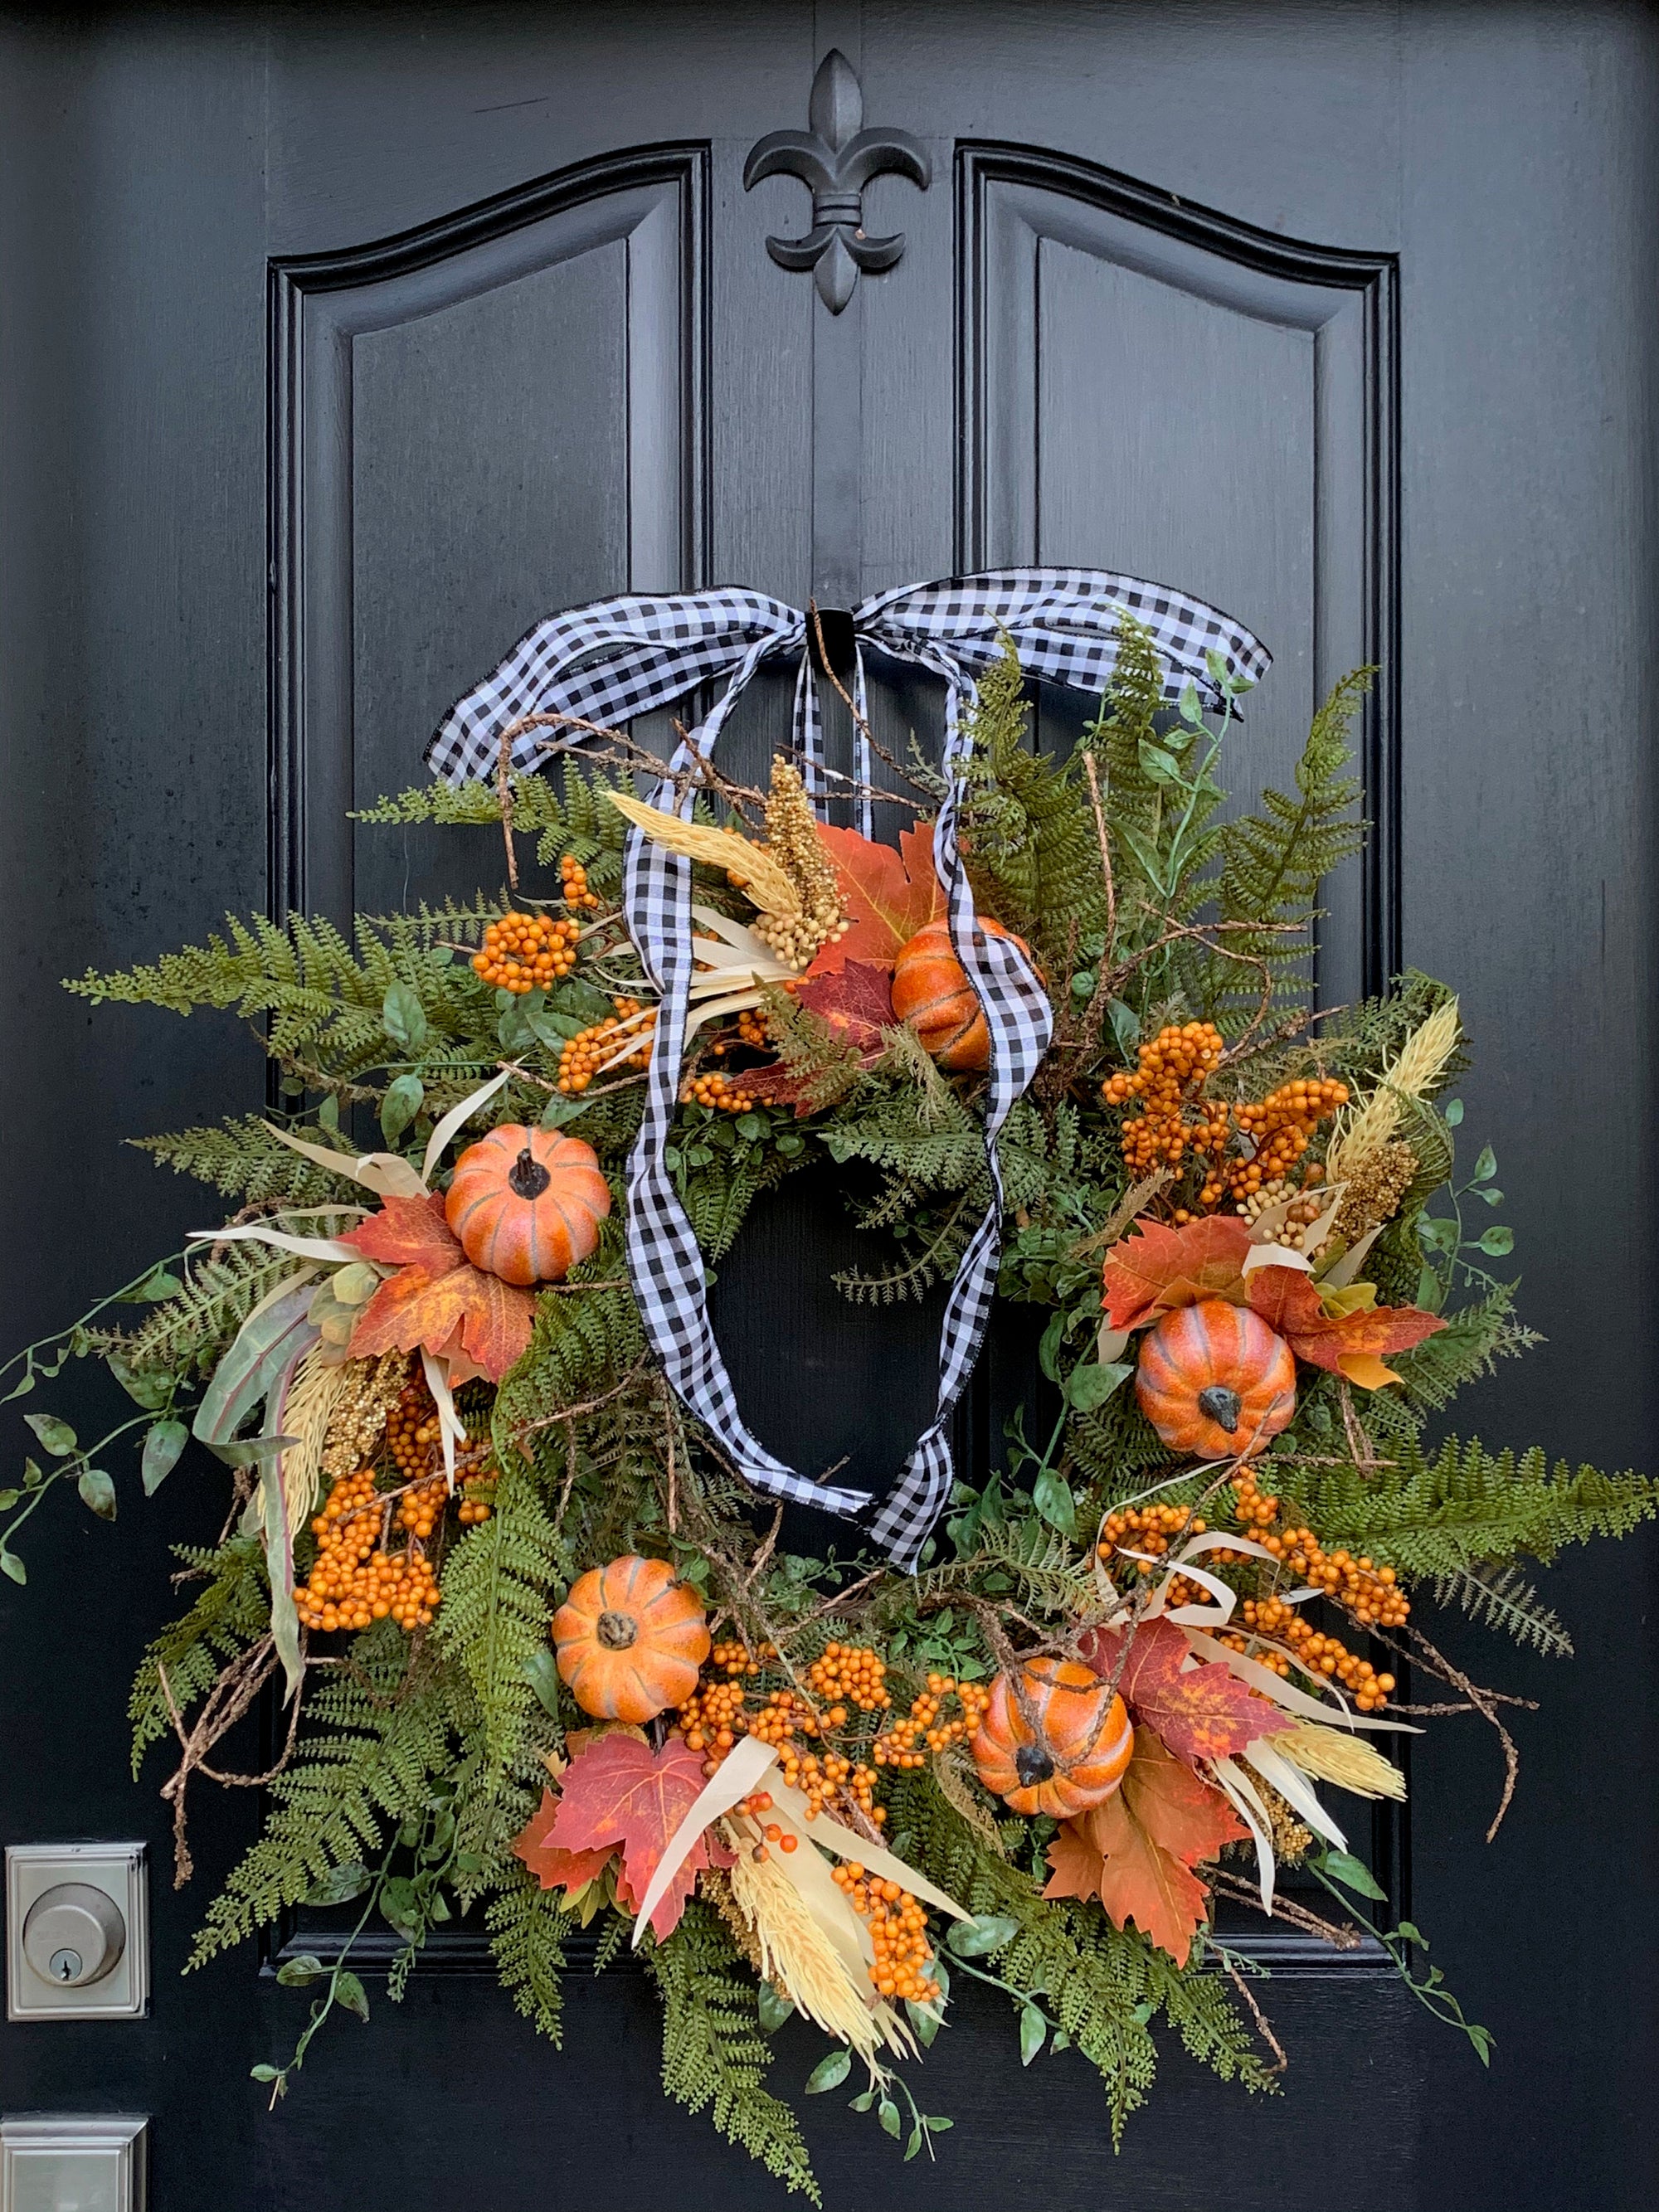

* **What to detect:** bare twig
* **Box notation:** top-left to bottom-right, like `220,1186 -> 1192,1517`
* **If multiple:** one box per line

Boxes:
1224,1960 -> 1290,2074
156,1638 -> 303,1885
1208,1868 -> 1362,1949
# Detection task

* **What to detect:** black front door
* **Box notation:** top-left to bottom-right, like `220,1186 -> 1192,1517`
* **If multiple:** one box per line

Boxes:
2,7 -> 1656,2208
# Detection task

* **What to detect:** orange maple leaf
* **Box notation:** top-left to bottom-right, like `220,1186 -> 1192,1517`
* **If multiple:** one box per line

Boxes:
1080,1616 -> 1291,1767
342,1193 -> 535,1383
1245,1264 -> 1444,1387
1044,1728 -> 1245,1966
806,820 -> 941,975
545,1732 -> 732,1941
1100,1214 -> 1253,1330
513,1787 -> 616,1897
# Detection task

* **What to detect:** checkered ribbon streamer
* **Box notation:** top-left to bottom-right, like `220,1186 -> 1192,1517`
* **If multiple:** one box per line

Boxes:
429,568 -> 1269,1568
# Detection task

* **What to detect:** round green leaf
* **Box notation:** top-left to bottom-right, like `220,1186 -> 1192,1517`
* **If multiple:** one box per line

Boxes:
1477,1224 -> 1515,1257
77,1468 -> 117,1520
804,2049 -> 852,2093
141,1420 -> 187,1496
1,1552 -> 27,1586
24,1413 -> 76,1458
946,1913 -> 1019,1958
381,980 -> 429,1054
379,1073 -> 424,1145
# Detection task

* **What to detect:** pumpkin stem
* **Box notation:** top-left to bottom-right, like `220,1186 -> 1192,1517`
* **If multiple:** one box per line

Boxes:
1014,1743 -> 1055,1788
1197,1383 -> 1243,1433
508,1145 -> 552,1200
596,1609 -> 638,1651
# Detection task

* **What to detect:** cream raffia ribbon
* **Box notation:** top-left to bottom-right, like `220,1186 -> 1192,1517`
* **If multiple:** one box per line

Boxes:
189,1068 -> 514,1490
631,1735 -> 968,1949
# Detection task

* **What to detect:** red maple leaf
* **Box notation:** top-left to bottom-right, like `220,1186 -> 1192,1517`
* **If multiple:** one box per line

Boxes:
737,960 -> 895,1113
1245,1265 -> 1444,1387
512,1787 -> 616,1897
1100,1214 -> 1253,1330
1044,1728 -> 1245,1966
795,959 -> 894,1051
544,1732 -> 732,1941
806,820 -> 941,975
1080,1616 -> 1292,1767
342,1192 -> 536,1383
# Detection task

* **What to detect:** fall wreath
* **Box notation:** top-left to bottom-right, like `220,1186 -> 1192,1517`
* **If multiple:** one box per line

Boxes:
6,573 -> 1653,2199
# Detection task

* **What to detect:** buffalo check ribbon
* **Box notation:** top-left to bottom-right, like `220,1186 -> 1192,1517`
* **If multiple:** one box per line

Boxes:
429,568 -> 1269,1568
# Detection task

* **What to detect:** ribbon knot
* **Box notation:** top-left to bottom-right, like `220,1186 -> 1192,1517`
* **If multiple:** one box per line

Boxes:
430,568 -> 1268,1568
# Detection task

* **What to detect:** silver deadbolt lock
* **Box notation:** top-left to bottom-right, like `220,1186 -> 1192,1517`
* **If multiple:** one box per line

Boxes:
22,1884 -> 126,1990
6,1844 -> 148,2020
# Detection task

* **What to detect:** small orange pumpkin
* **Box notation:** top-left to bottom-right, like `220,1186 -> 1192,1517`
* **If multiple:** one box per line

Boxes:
445,1124 -> 611,1287
890,916 -> 1029,1072
1136,1298 -> 1297,1459
971,1656 -> 1133,1818
552,1555 -> 711,1723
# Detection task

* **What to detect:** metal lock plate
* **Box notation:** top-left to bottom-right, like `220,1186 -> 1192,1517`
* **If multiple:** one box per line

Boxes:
5,1848 -> 147,2022
0,2117 -> 147,2212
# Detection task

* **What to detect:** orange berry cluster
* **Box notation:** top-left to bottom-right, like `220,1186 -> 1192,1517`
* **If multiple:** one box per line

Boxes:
711,1638 -> 774,1679
1222,1595 -> 1395,1712
806,1642 -> 892,1715
738,1791 -> 801,1860
472,911 -> 580,993
1096,1500 -> 1209,1571
386,1381 -> 465,1482
873,1674 -> 990,1770
1230,1471 -> 1407,1627
675,1675 -> 752,1757
1208,1078 -> 1348,1206
682,1070 -> 755,1113
832,1864 -> 940,2003
1103,1023 -> 1232,1186
292,1468 -> 440,1635
674,1665 -> 884,1823
559,853 -> 601,911
557,1000 -> 656,1093
710,1005 -> 770,1057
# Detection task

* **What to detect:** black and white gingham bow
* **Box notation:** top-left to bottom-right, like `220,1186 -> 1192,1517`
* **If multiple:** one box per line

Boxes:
429,569 -> 1269,1568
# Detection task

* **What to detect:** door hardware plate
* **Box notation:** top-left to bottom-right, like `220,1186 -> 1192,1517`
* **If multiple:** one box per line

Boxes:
5,1847 -> 148,2022
0,2116 -> 147,2212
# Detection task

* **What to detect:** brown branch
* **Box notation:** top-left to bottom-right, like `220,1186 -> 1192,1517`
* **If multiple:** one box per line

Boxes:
808,600 -> 937,805
1225,1961 -> 1290,2074
1208,1868 -> 1362,1949
156,1638 -> 304,1886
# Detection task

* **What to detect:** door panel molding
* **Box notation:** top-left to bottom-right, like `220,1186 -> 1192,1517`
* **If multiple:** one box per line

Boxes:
956,142 -> 1399,999
270,143 -> 710,921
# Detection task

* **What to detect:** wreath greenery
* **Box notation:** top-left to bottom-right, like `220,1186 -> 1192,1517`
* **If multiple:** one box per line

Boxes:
5,621 -> 1652,2197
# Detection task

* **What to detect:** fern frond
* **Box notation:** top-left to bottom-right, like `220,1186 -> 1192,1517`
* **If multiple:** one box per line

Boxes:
188,1621 -> 449,1965
90,1243 -> 315,1383
129,1539 -> 269,1777
1429,1563 -> 1574,1658
132,1116 -> 359,1205
1282,1437 -> 1659,1582
486,1872 -> 571,2043
435,1455 -> 567,1839
646,1902 -> 820,2200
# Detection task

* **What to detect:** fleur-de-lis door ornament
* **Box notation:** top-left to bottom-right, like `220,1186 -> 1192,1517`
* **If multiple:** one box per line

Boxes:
743,50 -> 932,313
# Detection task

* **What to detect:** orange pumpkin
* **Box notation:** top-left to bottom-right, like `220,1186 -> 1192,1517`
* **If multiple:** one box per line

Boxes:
552,1555 -> 711,1723
445,1124 -> 611,1287
1136,1298 -> 1297,1459
971,1656 -> 1133,1817
891,916 -> 1029,1072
